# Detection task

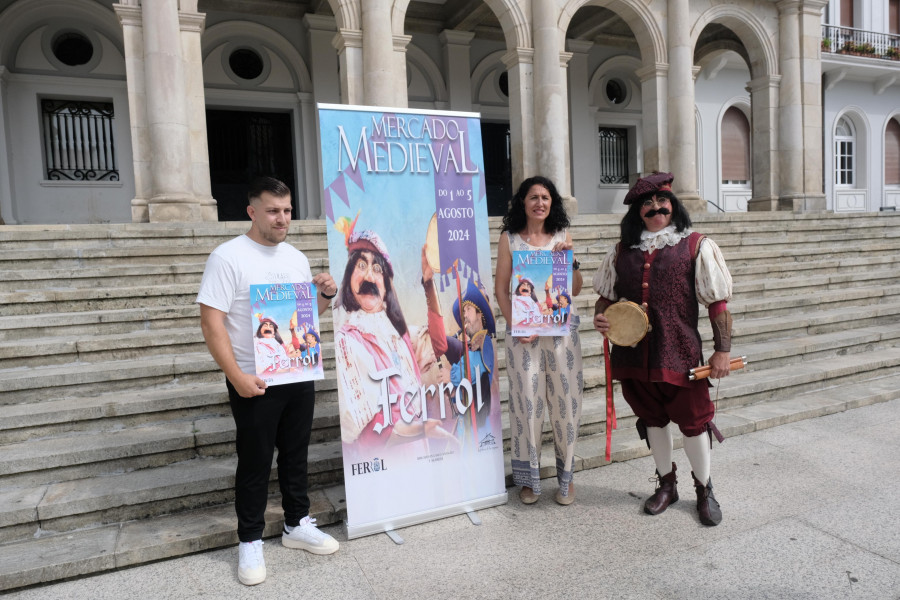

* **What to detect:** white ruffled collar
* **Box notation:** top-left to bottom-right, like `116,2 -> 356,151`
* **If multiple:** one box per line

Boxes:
632,225 -> 692,253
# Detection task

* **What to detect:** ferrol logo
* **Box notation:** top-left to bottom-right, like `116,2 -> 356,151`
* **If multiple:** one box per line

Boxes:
350,457 -> 387,476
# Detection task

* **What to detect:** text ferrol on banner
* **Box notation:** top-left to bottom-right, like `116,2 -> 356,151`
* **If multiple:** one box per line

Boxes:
317,104 -> 507,538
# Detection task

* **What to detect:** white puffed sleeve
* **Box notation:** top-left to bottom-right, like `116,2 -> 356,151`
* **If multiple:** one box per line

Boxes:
695,238 -> 733,307
592,244 -> 620,301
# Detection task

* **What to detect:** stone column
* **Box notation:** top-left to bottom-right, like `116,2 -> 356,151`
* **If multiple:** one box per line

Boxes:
440,30 -> 475,111
799,0 -> 827,210
532,0 -> 570,195
305,14 -> 341,105
142,0 -> 199,221
502,48 -> 536,191
747,75 -> 781,210
636,63 -> 669,174
179,4 -> 216,221
777,0 -> 804,211
0,67 -> 13,223
362,0 -> 396,107
392,34 -> 411,109
114,2 -> 152,222
0,66 -> 12,224
566,40 -> 594,207
297,91 -> 320,219
333,29 -> 364,105
667,0 -> 702,212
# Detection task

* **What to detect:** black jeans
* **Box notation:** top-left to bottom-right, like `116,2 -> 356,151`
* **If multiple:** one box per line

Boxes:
226,379 -> 316,542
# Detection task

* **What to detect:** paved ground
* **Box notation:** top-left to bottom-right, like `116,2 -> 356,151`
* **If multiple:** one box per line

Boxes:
6,398 -> 900,600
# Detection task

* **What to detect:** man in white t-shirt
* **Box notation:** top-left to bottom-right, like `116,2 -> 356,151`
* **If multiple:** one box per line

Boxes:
196,177 -> 339,586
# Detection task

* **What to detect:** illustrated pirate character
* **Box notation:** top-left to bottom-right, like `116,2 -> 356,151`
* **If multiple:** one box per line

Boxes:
544,282 -> 572,324
512,274 -> 549,327
421,245 -> 496,440
332,211 -> 457,455
253,313 -> 291,374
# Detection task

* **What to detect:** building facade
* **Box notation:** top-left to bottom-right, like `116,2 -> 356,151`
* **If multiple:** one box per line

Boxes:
0,0 -> 897,224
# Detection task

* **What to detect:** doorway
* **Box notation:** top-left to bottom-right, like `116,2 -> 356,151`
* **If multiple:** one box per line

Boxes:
206,109 -> 296,221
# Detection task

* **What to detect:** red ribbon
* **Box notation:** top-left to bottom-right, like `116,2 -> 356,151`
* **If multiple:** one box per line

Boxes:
603,337 -> 617,462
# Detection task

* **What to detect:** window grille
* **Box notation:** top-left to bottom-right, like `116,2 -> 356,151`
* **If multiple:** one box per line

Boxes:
598,127 -> 628,184
41,99 -> 118,181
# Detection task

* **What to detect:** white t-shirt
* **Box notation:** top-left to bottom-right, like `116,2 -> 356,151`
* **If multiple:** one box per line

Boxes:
196,234 -> 313,375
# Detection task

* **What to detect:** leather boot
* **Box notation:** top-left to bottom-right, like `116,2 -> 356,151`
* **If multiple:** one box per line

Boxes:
692,472 -> 722,526
644,462 -> 678,515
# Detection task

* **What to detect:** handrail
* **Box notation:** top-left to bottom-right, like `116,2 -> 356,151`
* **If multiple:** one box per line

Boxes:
821,24 -> 900,59
706,199 -> 726,213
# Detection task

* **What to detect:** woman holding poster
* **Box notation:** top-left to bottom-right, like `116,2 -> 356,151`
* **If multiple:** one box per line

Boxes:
495,176 -> 584,506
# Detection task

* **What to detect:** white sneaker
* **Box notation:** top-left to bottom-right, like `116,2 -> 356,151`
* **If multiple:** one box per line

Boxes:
282,516 -> 339,555
237,540 -> 266,586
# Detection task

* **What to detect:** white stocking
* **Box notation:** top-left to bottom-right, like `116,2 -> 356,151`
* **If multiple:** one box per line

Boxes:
646,425 -> 673,475
683,432 -> 711,485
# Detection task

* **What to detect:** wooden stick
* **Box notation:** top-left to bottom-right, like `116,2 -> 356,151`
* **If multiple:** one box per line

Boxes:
689,356 -> 748,380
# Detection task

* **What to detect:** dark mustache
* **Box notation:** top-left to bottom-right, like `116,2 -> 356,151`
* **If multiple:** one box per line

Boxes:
645,207 -> 671,218
358,281 -> 381,296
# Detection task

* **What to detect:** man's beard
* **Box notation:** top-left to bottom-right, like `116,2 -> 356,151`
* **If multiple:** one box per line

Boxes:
261,227 -> 288,244
644,207 -> 671,218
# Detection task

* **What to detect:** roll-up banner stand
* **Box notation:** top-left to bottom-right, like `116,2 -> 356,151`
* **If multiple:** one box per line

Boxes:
318,104 -> 507,538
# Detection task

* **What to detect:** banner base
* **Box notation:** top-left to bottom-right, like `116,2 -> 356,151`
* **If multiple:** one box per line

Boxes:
345,492 -> 508,539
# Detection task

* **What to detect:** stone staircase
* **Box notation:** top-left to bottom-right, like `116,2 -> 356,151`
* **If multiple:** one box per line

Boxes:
2,211 -> 900,590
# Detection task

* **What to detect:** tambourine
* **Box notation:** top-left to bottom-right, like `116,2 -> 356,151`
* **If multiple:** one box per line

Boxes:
603,300 -> 649,347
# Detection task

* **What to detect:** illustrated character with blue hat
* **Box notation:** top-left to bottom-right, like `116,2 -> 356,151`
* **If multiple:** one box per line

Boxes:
421,246 -> 496,439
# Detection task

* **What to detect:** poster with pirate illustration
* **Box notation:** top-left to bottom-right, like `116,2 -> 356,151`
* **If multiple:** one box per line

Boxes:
318,104 -> 506,539
510,250 -> 574,337
249,282 -> 324,385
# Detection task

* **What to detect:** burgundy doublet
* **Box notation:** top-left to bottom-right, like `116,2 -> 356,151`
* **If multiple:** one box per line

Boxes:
612,232 -> 704,387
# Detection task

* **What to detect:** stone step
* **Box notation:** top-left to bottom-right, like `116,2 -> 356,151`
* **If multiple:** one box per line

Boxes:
2,282 -> 896,402
0,305 -> 201,342
0,328 -> 209,369
0,353 -> 225,405
0,221 -> 326,250
724,299 -> 900,344
730,266 -> 900,298
707,346 -> 900,410
3,373 -> 899,592
4,336 -> 899,497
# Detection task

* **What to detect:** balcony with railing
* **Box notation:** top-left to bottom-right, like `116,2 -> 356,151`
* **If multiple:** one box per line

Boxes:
821,25 -> 900,60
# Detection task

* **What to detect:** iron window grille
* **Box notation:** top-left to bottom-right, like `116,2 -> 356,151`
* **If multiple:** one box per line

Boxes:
41,99 -> 118,181
598,127 -> 629,184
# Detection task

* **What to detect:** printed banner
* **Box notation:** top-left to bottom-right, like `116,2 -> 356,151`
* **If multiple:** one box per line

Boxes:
249,283 -> 324,385
318,104 -> 506,538
510,250 -> 574,337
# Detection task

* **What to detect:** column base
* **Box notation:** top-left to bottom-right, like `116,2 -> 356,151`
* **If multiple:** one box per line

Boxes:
777,194 -> 828,213
747,196 -> 780,211
131,198 -> 149,223
562,195 -> 579,217
680,195 -> 706,214
149,202 -> 203,223
147,194 -> 202,222
198,195 -> 219,222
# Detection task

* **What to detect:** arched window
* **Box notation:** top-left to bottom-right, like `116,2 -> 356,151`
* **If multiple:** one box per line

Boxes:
835,117 -> 856,186
887,118 -> 900,185
721,107 -> 750,184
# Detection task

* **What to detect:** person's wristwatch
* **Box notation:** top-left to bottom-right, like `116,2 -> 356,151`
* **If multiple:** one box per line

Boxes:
572,258 -> 580,271
320,288 -> 337,299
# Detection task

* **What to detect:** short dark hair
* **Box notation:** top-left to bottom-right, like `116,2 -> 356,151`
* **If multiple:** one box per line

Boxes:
500,175 -> 570,235
248,177 -> 291,204
619,190 -> 692,247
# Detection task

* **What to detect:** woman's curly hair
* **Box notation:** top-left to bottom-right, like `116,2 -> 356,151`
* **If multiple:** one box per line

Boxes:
500,176 -> 570,235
